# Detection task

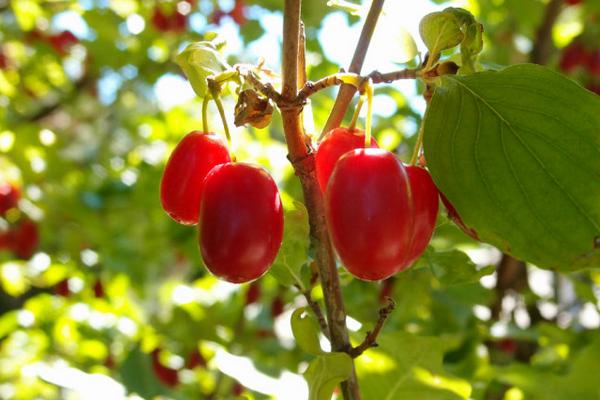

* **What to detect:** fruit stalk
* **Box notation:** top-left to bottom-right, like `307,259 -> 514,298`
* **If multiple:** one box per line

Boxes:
280,1 -> 360,398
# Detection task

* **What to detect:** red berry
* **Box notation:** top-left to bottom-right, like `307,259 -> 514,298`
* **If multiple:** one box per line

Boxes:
565,0 -> 582,5
199,163 -> 283,283
151,349 -> 179,387
245,281 -> 261,304
93,279 -> 104,298
315,127 -> 378,193
232,382 -> 244,396
325,149 -> 414,281
498,339 -> 517,354
559,43 -> 588,73
0,182 -> 20,215
48,31 -> 78,56
151,8 -> 171,32
0,50 -> 8,69
54,279 -> 71,297
229,0 -> 246,26
403,165 -> 439,266
172,10 -> 187,32
440,193 -> 479,240
270,295 -> 284,317
586,50 -> 600,75
185,349 -> 206,369
9,219 -> 39,259
160,132 -> 231,225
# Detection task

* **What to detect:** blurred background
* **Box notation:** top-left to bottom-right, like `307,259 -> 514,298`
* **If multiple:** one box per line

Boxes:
0,0 -> 599,399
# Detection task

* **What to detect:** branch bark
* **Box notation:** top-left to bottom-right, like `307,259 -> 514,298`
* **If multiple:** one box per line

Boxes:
320,0 -> 385,137
280,1 -> 360,398
530,0 -> 563,65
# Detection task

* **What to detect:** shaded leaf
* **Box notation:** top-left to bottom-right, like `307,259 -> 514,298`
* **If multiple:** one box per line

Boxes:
416,247 -> 494,286
419,12 -> 464,56
423,64 -> 600,270
175,41 -> 231,98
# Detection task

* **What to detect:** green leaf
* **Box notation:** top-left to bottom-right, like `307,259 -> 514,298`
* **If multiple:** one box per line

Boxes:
11,0 -> 43,31
290,307 -> 323,355
356,332 -> 471,399
269,200 -> 310,287
419,11 -> 464,56
175,41 -> 231,98
304,352 -> 353,400
417,247 -> 494,286
423,64 -> 600,270
495,336 -> 600,399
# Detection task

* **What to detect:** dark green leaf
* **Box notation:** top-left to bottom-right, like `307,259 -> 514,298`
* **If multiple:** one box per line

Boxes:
424,64 -> 600,270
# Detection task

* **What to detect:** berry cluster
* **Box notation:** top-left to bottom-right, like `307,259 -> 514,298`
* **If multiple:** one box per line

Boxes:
27,30 -> 79,57
559,42 -> 600,95
0,182 -> 40,259
316,128 -> 439,281
160,131 -> 283,283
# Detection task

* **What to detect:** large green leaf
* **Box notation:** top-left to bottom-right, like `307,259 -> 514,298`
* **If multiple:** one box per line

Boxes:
423,64 -> 600,270
356,332 -> 471,399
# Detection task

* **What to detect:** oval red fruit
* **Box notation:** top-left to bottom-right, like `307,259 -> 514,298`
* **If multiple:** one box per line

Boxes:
0,182 -> 20,215
326,149 -> 413,281
9,219 -> 39,259
404,165 -> 439,266
160,131 -> 230,225
315,127 -> 378,193
199,163 -> 283,283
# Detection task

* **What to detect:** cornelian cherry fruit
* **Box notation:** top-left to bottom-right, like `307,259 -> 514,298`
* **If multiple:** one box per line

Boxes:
315,127 -> 378,193
404,165 -> 439,266
160,131 -> 230,225
326,149 -> 413,281
0,182 -> 20,215
325,149 -> 439,281
199,163 -> 283,283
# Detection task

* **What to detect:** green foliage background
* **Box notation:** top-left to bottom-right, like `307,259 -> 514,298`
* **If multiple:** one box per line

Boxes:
0,0 -> 599,399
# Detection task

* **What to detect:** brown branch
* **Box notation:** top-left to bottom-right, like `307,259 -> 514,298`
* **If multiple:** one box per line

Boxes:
280,1 -> 360,398
349,298 -> 395,358
295,284 -> 330,339
320,0 -> 385,138
530,0 -> 564,65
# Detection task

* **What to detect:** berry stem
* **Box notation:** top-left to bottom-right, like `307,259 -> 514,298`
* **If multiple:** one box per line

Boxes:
209,85 -> 235,160
348,95 -> 364,130
202,96 -> 209,133
363,78 -> 373,148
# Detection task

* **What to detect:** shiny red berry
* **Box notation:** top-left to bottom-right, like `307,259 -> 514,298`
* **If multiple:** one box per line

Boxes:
404,165 -> 439,266
315,127 -> 378,193
160,131 -> 230,225
326,149 -> 414,281
199,163 -> 283,283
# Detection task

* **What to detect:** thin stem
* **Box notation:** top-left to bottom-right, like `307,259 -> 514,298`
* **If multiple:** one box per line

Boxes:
210,84 -> 234,159
349,298 -> 395,358
363,78 -> 373,147
348,95 -> 365,130
202,96 -> 209,133
321,0 -> 385,138
409,121 -> 425,165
